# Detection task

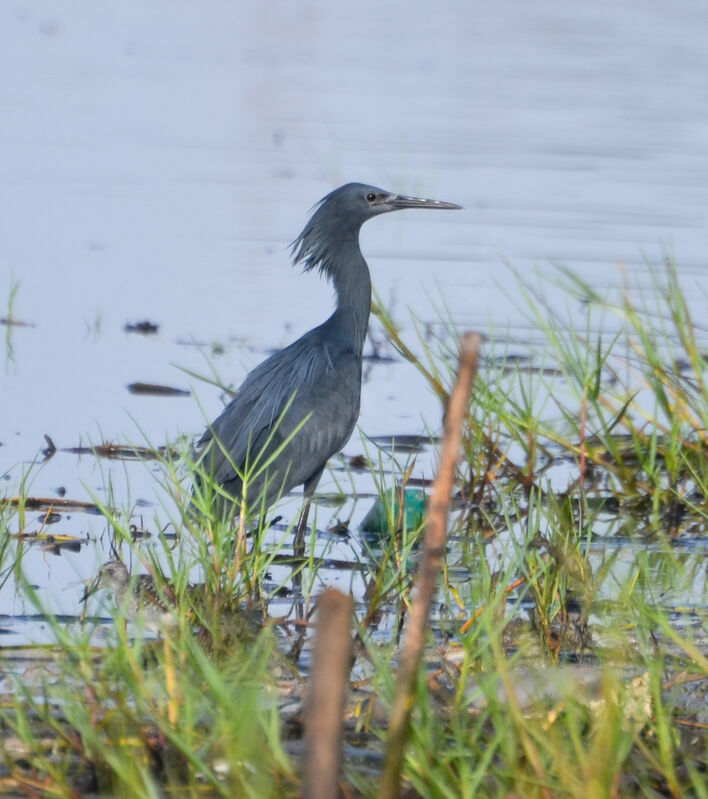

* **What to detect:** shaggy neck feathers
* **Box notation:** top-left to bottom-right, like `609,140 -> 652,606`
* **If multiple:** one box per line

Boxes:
291,204 -> 372,356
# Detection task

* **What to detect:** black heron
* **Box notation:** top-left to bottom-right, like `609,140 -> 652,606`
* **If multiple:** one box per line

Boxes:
196,182 -> 460,543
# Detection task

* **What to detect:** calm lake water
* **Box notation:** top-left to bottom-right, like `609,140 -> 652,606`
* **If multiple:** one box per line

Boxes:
2,0 -> 708,642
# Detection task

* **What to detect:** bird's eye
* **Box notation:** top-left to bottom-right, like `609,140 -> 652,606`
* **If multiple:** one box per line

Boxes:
366,192 -> 376,203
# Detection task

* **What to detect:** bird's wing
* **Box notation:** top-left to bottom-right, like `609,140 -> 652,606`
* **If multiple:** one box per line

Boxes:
198,328 -> 358,489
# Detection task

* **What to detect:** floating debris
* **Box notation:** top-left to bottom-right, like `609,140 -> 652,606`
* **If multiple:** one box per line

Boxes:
41,538 -> 83,555
2,496 -> 106,514
0,316 -> 34,328
405,476 -> 434,488
328,519 -> 350,536
42,434 -> 57,460
126,382 -> 190,397
124,320 -> 159,335
9,531 -> 84,543
348,454 -> 370,470
269,553 -> 367,571
129,523 -> 152,540
368,434 -> 438,453
361,487 -> 426,534
62,442 -> 178,461
363,350 -> 396,363
9,531 -> 86,554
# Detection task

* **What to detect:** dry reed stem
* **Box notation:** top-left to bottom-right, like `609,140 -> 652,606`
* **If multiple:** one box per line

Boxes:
163,636 -> 178,726
379,332 -> 481,799
302,588 -> 355,799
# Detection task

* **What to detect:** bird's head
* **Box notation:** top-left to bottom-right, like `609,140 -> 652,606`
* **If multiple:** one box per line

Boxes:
291,182 -> 460,276
80,560 -> 129,602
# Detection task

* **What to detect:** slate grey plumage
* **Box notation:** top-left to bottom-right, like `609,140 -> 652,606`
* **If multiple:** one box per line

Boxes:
196,183 -> 460,538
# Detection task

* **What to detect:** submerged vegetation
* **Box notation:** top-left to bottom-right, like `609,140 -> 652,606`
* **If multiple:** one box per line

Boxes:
1,261 -> 707,797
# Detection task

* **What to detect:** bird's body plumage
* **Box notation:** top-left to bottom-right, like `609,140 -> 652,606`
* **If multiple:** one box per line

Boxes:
81,560 -> 178,630
199,321 -> 362,510
196,183 -> 460,525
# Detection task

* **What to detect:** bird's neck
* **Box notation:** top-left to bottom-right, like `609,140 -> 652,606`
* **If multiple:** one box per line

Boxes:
113,580 -> 129,607
329,241 -> 372,356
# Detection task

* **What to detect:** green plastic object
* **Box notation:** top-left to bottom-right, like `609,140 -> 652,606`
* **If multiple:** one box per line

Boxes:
360,488 -> 427,534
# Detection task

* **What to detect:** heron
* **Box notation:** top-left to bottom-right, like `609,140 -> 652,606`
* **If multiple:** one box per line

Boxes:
196,182 -> 460,545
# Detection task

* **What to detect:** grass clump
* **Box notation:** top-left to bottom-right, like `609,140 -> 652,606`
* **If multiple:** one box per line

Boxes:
0,258 -> 707,797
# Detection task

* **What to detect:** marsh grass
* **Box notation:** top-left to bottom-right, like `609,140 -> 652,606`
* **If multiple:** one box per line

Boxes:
2,276 -> 21,370
1,259 -> 707,797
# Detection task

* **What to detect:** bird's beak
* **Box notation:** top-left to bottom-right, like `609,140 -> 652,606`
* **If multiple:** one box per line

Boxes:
387,194 -> 462,211
80,576 -> 100,603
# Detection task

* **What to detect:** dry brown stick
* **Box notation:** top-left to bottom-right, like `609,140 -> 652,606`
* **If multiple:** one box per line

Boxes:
302,589 -> 355,799
379,332 -> 481,799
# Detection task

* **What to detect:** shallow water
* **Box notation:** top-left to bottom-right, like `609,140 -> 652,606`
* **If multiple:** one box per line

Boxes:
2,0 -> 708,644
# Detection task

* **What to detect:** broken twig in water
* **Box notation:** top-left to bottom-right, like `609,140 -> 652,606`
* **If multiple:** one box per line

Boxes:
126,382 -> 190,397
61,442 -> 178,461
380,331 -> 481,799
0,317 -> 34,328
1,497 -> 106,514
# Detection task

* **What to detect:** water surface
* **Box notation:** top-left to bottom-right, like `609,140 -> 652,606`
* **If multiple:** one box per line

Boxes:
2,0 -> 708,641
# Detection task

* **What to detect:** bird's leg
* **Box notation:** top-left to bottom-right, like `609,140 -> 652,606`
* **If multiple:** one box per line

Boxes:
292,488 -> 315,623
291,498 -> 311,623
292,471 -> 323,624
293,496 -> 313,560
293,468 -> 324,559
